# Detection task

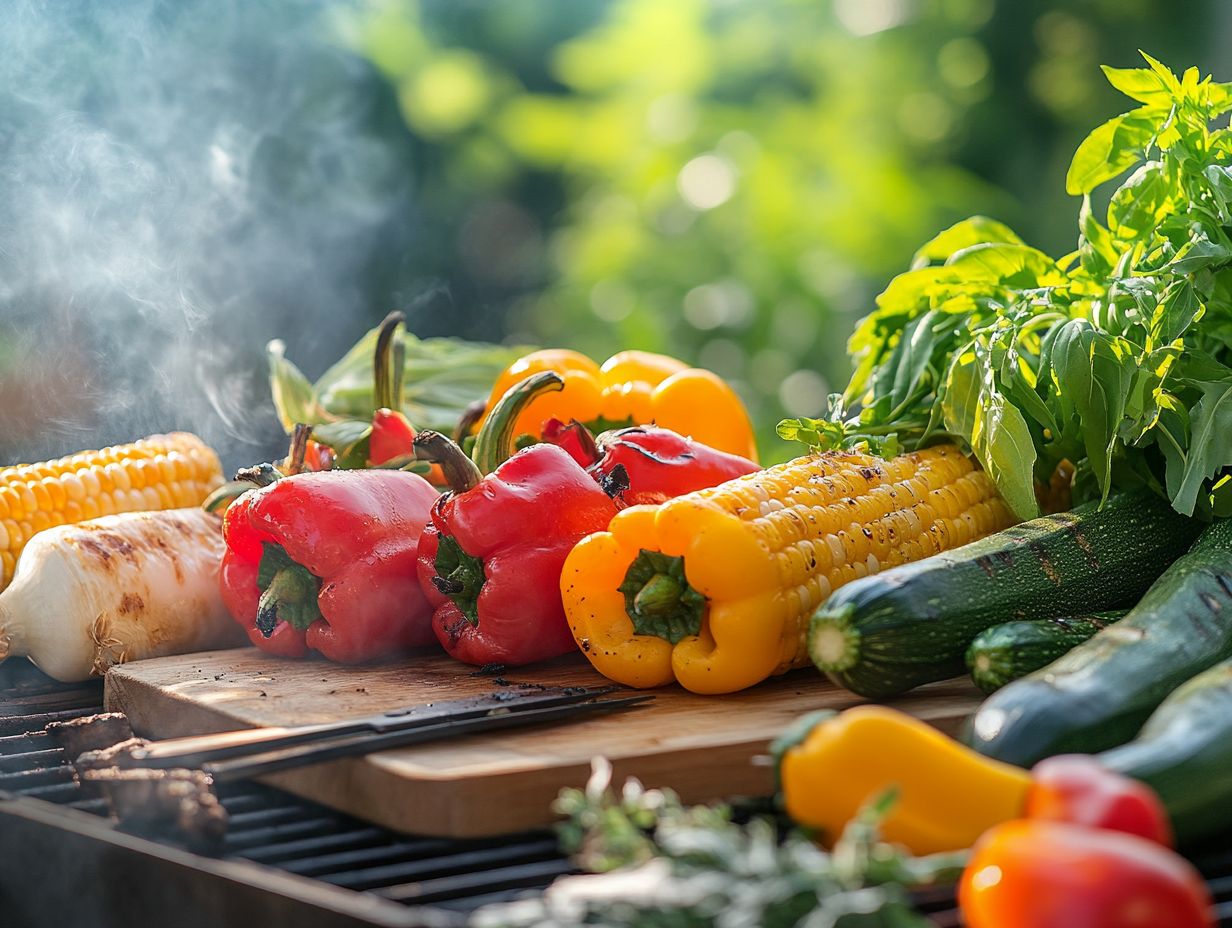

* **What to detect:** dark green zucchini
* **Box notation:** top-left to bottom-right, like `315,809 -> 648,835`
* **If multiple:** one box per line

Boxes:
965,612 -> 1126,693
965,517 -> 1232,767
808,493 -> 1201,699
1100,659 -> 1232,845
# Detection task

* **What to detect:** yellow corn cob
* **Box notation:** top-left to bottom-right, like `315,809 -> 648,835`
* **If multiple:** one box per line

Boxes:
0,432 -> 224,591
562,444 -> 1018,694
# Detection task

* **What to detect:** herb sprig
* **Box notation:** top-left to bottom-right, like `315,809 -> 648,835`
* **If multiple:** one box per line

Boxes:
780,53 -> 1232,521
471,759 -> 964,928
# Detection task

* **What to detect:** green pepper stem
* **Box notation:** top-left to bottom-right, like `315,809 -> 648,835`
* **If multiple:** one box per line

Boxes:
413,430 -> 483,494
391,337 -> 406,412
256,564 -> 321,636
373,310 -> 405,411
285,423 -> 314,475
472,371 -> 565,474
618,549 -> 707,644
453,399 -> 488,442
633,573 -> 684,616
234,463 -> 282,487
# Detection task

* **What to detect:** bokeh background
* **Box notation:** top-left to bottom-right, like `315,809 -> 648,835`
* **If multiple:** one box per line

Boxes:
0,0 -> 1223,469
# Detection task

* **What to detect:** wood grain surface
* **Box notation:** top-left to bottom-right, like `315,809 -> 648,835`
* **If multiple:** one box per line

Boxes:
105,647 -> 983,838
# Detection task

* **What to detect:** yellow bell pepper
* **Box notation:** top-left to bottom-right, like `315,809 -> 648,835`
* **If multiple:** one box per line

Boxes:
560,446 -> 1014,695
476,349 -> 758,461
777,706 -> 1032,855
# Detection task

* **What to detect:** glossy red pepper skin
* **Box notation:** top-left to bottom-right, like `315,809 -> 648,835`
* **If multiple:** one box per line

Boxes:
543,420 -> 759,507
220,470 -> 439,662
542,418 -> 600,469
416,443 -> 619,666
368,408 -> 417,466
1028,754 -> 1174,846
960,820 -> 1214,928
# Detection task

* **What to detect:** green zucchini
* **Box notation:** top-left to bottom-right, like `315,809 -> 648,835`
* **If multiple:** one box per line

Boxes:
1099,658 -> 1232,845
965,518 -> 1232,767
965,612 -> 1126,693
808,492 -> 1201,699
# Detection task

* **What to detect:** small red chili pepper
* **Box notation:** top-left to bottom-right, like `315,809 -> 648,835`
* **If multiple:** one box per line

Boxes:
960,820 -> 1214,928
414,374 -> 619,666
365,312 -> 417,467
219,468 -> 439,662
369,407 -> 417,466
543,419 -> 759,507
1027,754 -> 1174,846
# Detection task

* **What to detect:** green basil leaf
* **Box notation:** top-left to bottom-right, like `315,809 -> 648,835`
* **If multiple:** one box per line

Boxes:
1079,195 -> 1119,277
1139,51 -> 1182,95
1101,64 -> 1174,106
309,419 -> 372,450
1169,234 -> 1232,275
942,346 -> 1040,521
1171,378 -> 1232,515
1205,82 -> 1232,117
268,339 -> 332,432
1046,319 -> 1134,503
1108,162 -> 1173,240
1155,398 -> 1191,504
1153,280 -> 1204,345
1066,108 -> 1158,196
944,243 -> 1065,289
887,312 -> 940,411
977,388 -> 1041,521
911,216 -> 1025,268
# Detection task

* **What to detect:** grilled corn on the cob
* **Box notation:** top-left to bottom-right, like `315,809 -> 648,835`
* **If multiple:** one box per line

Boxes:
561,445 -> 1016,694
0,432 -> 223,590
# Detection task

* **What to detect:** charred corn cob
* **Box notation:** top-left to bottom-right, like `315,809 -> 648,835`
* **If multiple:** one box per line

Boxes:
561,445 -> 1016,694
0,432 -> 223,591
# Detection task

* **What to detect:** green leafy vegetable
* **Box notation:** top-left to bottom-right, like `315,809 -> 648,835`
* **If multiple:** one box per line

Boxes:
780,52 -> 1232,519
268,325 -> 533,437
471,759 -> 963,928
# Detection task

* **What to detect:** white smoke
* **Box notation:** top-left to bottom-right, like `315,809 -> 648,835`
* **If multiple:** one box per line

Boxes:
0,0 -> 423,469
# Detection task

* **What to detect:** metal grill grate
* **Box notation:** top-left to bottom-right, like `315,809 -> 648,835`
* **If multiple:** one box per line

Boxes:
4,659 -> 1232,926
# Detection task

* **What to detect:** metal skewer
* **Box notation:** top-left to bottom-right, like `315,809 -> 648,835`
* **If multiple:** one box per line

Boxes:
203,693 -> 654,782
120,685 -> 649,777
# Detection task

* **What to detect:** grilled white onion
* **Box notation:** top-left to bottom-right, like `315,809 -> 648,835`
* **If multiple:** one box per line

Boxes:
0,508 -> 244,681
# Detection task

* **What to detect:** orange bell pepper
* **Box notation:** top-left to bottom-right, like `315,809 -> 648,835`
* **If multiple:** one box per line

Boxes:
960,820 -> 1214,928
476,349 -> 758,462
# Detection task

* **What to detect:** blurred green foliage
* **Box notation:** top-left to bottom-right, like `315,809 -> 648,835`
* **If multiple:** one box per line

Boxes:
343,0 -> 1213,459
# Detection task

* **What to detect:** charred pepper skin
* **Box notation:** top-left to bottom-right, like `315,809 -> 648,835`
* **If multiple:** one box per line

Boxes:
219,470 -> 439,662
542,418 -> 760,506
588,424 -> 759,507
415,441 -> 619,667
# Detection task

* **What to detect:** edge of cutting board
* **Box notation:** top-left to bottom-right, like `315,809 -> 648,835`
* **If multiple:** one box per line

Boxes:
104,648 -> 983,837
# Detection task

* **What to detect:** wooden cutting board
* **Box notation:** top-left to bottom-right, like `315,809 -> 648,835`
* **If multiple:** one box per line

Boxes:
105,647 -> 983,838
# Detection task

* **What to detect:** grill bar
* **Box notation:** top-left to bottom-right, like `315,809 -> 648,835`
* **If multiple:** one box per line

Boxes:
3,659 -> 1232,926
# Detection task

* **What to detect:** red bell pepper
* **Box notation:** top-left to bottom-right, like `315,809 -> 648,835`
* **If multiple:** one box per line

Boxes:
960,820 -> 1214,928
219,469 -> 439,662
543,419 -> 759,507
414,373 -> 619,666
1028,754 -> 1173,846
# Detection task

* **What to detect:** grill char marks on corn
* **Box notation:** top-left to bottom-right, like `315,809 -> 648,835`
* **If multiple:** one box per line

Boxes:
693,445 -> 1016,671
0,432 -> 223,590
